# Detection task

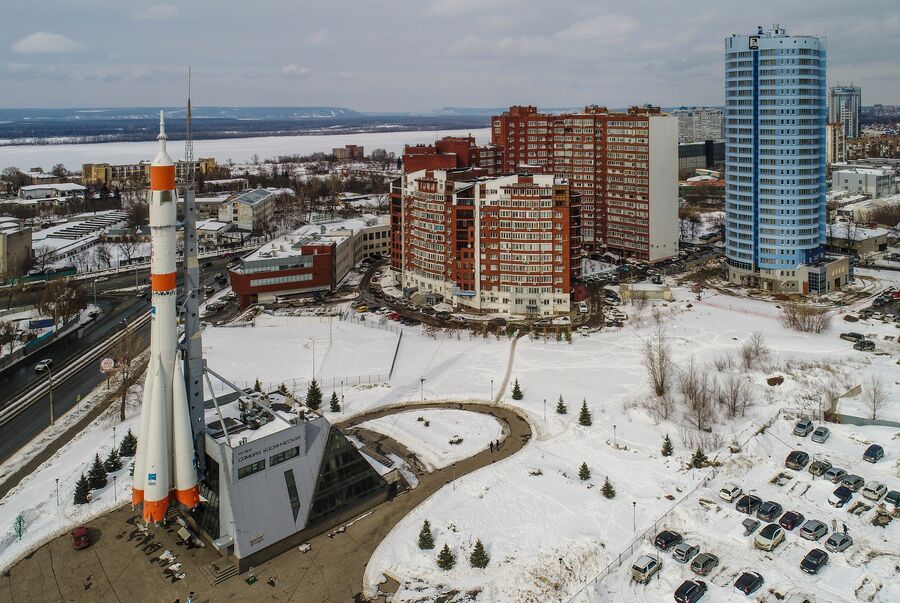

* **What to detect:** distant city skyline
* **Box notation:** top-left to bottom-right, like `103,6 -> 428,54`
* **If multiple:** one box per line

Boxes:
2,1 -> 899,110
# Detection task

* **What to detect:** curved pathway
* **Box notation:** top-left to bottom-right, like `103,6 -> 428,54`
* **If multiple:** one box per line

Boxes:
1,401 -> 532,603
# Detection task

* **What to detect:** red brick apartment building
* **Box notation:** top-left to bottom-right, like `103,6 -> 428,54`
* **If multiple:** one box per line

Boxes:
394,170 -> 581,316
402,136 -> 501,174
491,105 -> 678,262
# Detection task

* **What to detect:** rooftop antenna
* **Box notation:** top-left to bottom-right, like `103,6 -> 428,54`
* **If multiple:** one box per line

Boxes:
181,66 -> 206,471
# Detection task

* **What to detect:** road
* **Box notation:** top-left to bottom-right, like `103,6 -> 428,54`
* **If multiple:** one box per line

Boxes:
0,254 -> 238,463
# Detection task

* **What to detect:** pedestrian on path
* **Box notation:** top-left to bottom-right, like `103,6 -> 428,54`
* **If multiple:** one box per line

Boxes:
187,593 -> 195,603
831,519 -> 837,532
490,441 -> 494,453
843,523 -> 848,535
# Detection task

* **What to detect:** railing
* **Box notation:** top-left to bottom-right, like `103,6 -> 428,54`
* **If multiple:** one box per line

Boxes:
213,373 -> 389,397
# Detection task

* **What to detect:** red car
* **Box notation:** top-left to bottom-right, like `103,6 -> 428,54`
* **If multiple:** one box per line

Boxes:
388,312 -> 401,321
71,527 -> 91,550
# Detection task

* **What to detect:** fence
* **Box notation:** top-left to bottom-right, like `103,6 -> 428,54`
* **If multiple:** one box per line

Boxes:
566,407 -> 783,602
338,310 -> 402,336
212,373 -> 390,398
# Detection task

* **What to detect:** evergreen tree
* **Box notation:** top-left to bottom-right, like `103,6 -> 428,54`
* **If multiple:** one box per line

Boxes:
278,382 -> 289,395
511,379 -> 523,400
104,448 -> 123,472
556,395 -> 567,415
119,428 -> 137,457
469,539 -> 490,569
254,378 -> 262,392
661,434 -> 674,457
578,462 -> 591,481
691,447 -> 707,469
436,543 -> 456,570
73,473 -> 90,505
578,400 -> 592,426
88,454 -> 108,489
329,391 -> 341,413
602,476 -> 616,499
418,520 -> 434,550
306,379 -> 323,410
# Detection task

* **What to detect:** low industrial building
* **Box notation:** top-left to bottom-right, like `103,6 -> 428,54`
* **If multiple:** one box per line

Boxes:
82,158 -> 216,187
619,283 -> 673,302
30,210 -> 128,265
18,183 -> 86,200
196,220 -> 232,246
832,167 -> 897,199
826,224 -> 891,256
835,193 -> 900,222
228,216 -> 389,308
218,188 -> 290,232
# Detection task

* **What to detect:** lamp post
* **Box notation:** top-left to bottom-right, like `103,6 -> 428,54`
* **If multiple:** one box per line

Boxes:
47,366 -> 55,426
632,501 -> 636,531
490,379 -> 494,402
420,378 -> 425,403
543,398 -> 547,421
55,478 -> 59,508
113,426 -> 117,450
113,476 -> 117,502
613,424 -> 617,447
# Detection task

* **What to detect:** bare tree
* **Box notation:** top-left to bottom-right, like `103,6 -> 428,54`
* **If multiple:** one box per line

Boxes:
32,245 -> 56,272
116,235 -> 140,265
717,372 -> 753,418
643,324 -> 673,397
0,321 -> 19,358
863,375 -> 888,421
38,280 -> 87,325
111,328 -> 145,421
680,357 -> 715,430
740,331 -> 768,371
780,303 -> 832,333
93,245 -> 113,270
645,394 -> 675,423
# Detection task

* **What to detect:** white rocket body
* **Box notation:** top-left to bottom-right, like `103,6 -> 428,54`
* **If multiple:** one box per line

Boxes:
131,112 -> 200,523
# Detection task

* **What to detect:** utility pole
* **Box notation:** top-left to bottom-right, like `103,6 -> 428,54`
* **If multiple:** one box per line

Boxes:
420,378 -> 425,403
92,279 -> 97,307
490,379 -> 493,402
543,398 -> 546,421
48,366 -> 55,426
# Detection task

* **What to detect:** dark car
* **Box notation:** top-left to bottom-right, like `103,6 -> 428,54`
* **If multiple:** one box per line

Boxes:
674,579 -> 707,603
71,527 -> 91,550
829,486 -> 854,508
757,501 -> 783,522
885,490 -> 900,508
734,571 -> 764,596
800,548 -> 829,575
202,261 -> 213,268
785,450 -> 810,470
779,510 -> 805,531
839,332 -> 864,342
736,494 -> 762,514
863,444 -> 884,463
853,340 -> 875,351
654,529 -> 683,551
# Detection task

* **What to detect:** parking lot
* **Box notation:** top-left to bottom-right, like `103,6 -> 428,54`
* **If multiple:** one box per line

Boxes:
605,416 -> 899,602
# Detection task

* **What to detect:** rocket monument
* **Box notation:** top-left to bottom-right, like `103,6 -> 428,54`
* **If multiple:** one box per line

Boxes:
132,112 -> 200,523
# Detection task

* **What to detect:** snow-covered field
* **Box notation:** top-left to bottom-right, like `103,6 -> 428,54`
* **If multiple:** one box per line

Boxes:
201,314 -> 400,394
0,128 -> 491,172
358,409 -> 503,471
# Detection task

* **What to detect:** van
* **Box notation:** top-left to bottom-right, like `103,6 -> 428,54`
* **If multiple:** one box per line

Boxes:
631,555 -> 661,583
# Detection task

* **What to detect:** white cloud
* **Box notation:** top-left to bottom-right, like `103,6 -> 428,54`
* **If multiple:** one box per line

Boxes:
306,29 -> 330,46
133,4 -> 179,22
12,32 -> 84,54
281,64 -> 311,77
427,0 -> 512,17
555,15 -> 640,43
6,62 -> 29,73
449,34 -> 553,59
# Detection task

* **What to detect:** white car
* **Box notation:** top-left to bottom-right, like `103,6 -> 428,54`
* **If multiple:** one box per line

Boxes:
719,483 -> 742,502
862,481 -> 887,501
579,302 -> 588,313
551,316 -> 571,325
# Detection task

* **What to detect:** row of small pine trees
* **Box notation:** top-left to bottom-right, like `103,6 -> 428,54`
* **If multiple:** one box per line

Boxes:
273,379 -> 342,412
512,381 -> 594,426
577,464 -> 616,498
418,520 -> 490,570
659,433 -> 708,468
74,428 -> 137,505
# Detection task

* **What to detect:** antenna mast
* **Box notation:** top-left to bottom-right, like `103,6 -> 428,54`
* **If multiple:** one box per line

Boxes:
185,67 -> 195,184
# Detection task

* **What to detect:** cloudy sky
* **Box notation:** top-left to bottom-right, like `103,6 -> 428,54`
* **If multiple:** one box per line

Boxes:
2,0 -> 898,110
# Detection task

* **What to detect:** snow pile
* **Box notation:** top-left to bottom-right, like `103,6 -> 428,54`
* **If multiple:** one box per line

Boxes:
359,409 -> 503,471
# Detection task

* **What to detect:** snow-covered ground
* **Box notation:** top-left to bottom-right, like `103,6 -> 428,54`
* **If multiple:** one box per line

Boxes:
0,128 -> 491,172
201,314 -> 400,394
358,409 -> 503,471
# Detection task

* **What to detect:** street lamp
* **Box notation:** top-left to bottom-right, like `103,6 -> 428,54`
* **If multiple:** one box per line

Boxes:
55,478 -> 59,508
47,365 -> 55,426
632,501 -> 636,531
490,379 -> 494,402
543,398 -> 547,421
113,426 -> 117,450
420,378 -> 425,403
113,476 -> 117,502
613,424 -> 617,447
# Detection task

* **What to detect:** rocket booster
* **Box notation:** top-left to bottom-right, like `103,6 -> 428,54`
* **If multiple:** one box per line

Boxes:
131,112 -> 200,523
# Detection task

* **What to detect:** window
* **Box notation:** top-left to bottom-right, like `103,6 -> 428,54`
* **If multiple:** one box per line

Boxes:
270,446 -> 300,466
237,460 -> 265,479
249,273 -> 314,287
284,469 -> 301,521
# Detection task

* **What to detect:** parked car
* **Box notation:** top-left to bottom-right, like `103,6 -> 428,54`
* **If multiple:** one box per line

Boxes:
862,481 -> 887,501
672,542 -> 700,564
35,359 -> 52,373
741,518 -> 760,536
734,571 -> 764,595
839,332 -> 865,342
800,548 -> 829,575
808,459 -> 832,477
824,532 -> 853,553
853,340 -> 875,351
71,527 -> 91,550
793,418 -> 814,437
829,486 -> 854,508
823,467 -> 847,483
754,523 -> 785,551
735,494 -> 762,514
578,302 -> 588,313
631,555 -> 662,583
757,501 -> 784,522
841,475 -> 865,492
811,426 -> 830,443
799,520 -> 828,541
719,483 -> 742,503
885,490 -> 900,508
674,579 -> 707,603
785,451 -> 810,470
863,444 -> 884,463
654,530 -> 683,551
779,510 -> 805,531
690,552 -> 719,576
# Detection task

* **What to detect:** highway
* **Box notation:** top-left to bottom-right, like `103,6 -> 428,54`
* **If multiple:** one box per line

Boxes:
0,253 -> 237,463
